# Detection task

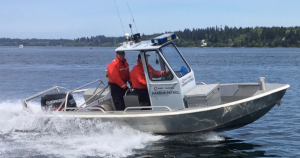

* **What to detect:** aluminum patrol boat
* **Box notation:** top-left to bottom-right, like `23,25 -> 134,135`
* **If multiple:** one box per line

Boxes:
22,33 -> 290,134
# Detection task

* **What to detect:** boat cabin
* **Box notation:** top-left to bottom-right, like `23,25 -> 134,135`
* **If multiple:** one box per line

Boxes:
114,33 -> 208,110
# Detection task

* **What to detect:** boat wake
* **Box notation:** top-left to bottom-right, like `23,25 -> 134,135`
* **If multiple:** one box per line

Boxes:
0,99 -> 225,158
0,99 -> 163,158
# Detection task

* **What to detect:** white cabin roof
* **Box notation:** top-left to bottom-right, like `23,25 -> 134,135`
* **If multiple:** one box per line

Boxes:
115,33 -> 177,52
115,40 -> 163,52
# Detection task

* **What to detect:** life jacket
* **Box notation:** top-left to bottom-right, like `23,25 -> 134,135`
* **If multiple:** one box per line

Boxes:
107,57 -> 130,89
130,60 -> 164,89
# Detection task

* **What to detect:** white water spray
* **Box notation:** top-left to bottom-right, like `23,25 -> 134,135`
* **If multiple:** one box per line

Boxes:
0,99 -> 163,158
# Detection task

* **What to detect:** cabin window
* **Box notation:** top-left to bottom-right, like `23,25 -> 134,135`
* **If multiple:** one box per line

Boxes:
144,51 -> 173,81
160,43 -> 191,78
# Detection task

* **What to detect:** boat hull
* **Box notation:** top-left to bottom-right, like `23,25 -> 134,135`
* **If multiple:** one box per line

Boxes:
65,89 -> 286,134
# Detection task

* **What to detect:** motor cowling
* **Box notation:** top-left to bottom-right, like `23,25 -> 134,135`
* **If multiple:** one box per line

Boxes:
41,92 -> 77,111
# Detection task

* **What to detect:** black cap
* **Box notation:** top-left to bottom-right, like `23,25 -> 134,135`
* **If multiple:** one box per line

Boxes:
138,54 -> 150,59
116,51 -> 125,54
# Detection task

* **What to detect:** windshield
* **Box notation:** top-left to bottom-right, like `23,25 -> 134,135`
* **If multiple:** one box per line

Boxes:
160,43 -> 190,78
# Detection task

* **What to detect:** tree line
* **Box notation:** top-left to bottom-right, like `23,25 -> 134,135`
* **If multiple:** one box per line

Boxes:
1,26 -> 300,47
176,26 -> 300,47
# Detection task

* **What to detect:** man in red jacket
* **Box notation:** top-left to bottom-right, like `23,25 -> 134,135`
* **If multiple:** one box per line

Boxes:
130,54 -> 167,106
107,51 -> 131,110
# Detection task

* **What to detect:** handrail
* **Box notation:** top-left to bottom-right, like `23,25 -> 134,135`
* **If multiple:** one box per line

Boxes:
56,86 -> 71,91
71,79 -> 105,93
62,107 -> 106,113
124,106 -> 172,112
64,92 -> 70,111
22,86 -> 61,113
22,79 -> 106,114
55,80 -> 108,111
196,82 -> 206,85
72,89 -> 88,93
92,81 -> 106,94
149,82 -> 177,85
77,85 -> 109,109
83,87 -> 108,107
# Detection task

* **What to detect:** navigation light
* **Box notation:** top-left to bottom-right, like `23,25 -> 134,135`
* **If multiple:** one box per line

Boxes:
151,33 -> 176,45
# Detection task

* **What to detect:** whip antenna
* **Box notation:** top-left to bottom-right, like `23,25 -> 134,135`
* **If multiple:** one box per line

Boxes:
114,0 -> 125,35
126,2 -> 138,33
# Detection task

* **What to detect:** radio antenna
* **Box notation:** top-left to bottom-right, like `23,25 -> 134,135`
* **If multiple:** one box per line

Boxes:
126,1 -> 138,33
114,0 -> 125,35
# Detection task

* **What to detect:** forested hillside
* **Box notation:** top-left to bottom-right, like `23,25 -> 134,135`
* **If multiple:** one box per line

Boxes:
1,26 -> 299,47
176,26 -> 300,47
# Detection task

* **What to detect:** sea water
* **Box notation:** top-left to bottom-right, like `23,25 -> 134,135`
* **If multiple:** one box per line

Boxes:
0,46 -> 299,157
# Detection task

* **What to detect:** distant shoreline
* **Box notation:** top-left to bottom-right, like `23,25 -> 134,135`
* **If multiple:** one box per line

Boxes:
1,45 -> 299,49
1,26 -> 300,48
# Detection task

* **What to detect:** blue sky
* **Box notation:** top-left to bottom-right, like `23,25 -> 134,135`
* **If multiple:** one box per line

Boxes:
1,0 -> 299,39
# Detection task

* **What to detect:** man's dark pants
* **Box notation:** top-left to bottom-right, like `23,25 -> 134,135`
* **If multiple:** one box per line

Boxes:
135,89 -> 151,109
109,82 -> 127,111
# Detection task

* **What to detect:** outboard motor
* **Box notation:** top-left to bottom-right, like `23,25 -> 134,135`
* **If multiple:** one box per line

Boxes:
41,92 -> 76,111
